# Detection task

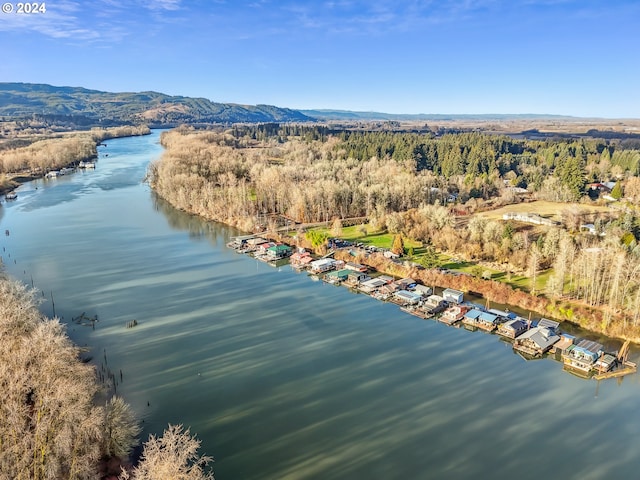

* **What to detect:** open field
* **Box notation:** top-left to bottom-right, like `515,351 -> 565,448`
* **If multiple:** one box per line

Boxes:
476,200 -> 614,222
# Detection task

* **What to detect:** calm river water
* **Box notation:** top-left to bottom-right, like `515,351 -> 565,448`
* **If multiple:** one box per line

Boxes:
2,131 -> 640,479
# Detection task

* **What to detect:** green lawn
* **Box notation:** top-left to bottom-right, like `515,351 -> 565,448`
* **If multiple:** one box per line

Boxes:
310,223 -> 553,296
310,224 -> 422,250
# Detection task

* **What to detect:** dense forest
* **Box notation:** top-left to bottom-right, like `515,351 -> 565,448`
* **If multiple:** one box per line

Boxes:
0,275 -> 213,479
149,125 -> 640,338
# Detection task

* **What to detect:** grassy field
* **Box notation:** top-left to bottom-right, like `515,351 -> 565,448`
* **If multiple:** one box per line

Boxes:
476,200 -> 613,222
308,224 -> 422,249
309,222 -> 555,296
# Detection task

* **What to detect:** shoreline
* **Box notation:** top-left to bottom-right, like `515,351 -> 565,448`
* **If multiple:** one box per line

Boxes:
1,127 -> 151,197
150,183 -> 640,345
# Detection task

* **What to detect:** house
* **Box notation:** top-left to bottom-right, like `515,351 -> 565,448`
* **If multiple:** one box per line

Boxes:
439,305 -> 469,325
359,277 -> 388,293
497,318 -> 529,339
266,244 -> 292,260
413,284 -> 433,297
537,318 -> 559,330
309,258 -> 337,273
513,326 -> 560,357
245,237 -> 268,250
394,278 -> 416,290
384,250 -> 400,259
255,242 -> 276,256
594,353 -> 617,373
476,311 -> 500,332
346,271 -> 370,286
290,251 -> 313,268
422,295 -> 447,316
345,261 -> 368,273
324,268 -> 351,284
462,309 -> 482,327
393,289 -> 422,306
442,288 -> 464,304
562,339 -> 604,374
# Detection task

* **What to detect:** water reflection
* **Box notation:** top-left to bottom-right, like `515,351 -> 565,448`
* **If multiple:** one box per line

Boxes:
151,192 -> 232,247
2,132 -> 640,479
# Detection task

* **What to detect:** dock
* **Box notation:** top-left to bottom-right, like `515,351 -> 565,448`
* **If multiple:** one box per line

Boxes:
593,361 -> 637,380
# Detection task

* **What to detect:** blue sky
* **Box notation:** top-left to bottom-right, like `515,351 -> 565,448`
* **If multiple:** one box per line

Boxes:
1,0 -> 639,117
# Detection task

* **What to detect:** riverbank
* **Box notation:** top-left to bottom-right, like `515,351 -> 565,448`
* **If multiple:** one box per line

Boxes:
0,126 -> 151,196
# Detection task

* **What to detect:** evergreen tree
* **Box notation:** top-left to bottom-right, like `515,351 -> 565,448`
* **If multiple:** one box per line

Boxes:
611,181 -> 623,200
391,234 -> 405,255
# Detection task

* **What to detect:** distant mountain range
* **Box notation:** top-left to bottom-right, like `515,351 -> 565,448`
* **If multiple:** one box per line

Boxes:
0,83 -> 312,126
299,109 -> 577,122
0,82 -> 583,127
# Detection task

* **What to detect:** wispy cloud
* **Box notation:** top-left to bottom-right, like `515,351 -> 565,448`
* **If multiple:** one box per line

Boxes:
0,0 -> 185,41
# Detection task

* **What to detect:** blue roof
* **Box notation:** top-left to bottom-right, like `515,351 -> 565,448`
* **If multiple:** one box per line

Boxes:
464,309 -> 482,319
478,312 -> 498,323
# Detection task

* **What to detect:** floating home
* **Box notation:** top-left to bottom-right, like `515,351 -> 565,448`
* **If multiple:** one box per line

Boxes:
497,318 -> 529,339
393,290 -> 422,306
345,261 -> 368,273
290,251 -> 313,269
324,269 -> 351,284
359,277 -> 388,293
345,271 -> 370,287
513,326 -> 560,357
422,295 -> 447,317
413,284 -> 433,298
442,288 -> 464,304
476,311 -> 502,332
462,309 -> 482,328
394,278 -> 416,290
266,244 -> 292,260
439,305 -> 469,325
562,339 -> 604,374
309,258 -> 337,274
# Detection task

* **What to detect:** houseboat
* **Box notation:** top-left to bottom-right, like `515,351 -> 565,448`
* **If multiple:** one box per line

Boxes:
359,277 -> 388,294
324,268 -> 351,284
266,244 -> 292,260
439,304 -> 469,326
462,309 -> 482,328
344,271 -> 370,287
442,288 -> 464,304
562,339 -> 604,374
476,311 -> 502,332
413,284 -> 433,298
290,250 -> 313,269
309,258 -> 337,274
392,289 -> 422,306
513,325 -> 560,357
345,261 -> 368,273
421,295 -> 447,317
497,317 -> 529,339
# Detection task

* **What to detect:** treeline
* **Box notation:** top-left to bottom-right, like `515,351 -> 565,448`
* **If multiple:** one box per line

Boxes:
150,128 -> 443,230
0,125 -> 150,174
149,127 -> 640,335
226,124 -> 640,202
0,276 -> 213,479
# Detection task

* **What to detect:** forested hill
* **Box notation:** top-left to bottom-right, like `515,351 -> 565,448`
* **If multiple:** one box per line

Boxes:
0,82 -> 314,126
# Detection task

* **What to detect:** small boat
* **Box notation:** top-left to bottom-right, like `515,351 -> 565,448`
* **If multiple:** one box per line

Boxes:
45,170 -> 60,178
5,191 -> 18,200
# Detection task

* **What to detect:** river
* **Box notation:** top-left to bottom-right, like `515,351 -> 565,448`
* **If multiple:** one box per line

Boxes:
1,130 -> 640,479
